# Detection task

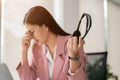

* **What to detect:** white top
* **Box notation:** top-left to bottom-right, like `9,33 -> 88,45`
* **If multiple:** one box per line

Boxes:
45,45 -> 56,80
45,45 -> 76,80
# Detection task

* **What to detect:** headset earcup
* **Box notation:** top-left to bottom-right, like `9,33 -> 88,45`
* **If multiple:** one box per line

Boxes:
72,30 -> 81,44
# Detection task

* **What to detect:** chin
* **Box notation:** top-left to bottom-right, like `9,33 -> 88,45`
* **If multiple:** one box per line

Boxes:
37,41 -> 44,46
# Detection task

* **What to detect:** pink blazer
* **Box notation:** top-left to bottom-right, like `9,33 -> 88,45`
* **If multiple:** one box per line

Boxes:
16,35 -> 87,80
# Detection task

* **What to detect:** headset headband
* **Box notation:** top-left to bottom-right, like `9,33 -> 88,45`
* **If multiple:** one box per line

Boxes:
72,13 -> 92,44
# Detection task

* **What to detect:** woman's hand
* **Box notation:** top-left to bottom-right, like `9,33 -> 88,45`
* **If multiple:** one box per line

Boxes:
22,31 -> 33,53
67,37 -> 85,73
67,37 -> 85,57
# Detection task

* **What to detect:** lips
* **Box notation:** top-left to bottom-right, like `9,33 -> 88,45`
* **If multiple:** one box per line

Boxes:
35,40 -> 39,42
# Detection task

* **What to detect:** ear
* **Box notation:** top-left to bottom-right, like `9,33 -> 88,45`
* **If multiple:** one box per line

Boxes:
42,24 -> 49,31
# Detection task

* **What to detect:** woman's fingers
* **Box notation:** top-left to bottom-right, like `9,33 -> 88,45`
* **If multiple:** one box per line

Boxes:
67,37 -> 85,54
78,38 -> 85,49
22,31 -> 33,50
23,36 -> 31,45
73,37 -> 77,49
25,30 -> 33,36
67,37 -> 77,53
69,38 -> 73,50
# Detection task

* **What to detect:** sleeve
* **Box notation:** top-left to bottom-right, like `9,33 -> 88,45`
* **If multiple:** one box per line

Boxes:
16,42 -> 39,80
16,57 -> 38,80
68,68 -> 79,76
67,47 -> 87,80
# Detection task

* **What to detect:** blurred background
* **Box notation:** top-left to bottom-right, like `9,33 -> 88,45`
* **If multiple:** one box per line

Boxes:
0,0 -> 120,80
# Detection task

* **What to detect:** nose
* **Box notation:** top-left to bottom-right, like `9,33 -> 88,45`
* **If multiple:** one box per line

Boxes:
32,35 -> 37,41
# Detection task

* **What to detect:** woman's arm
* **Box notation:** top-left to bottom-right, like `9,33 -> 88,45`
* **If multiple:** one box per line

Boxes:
16,31 -> 37,80
67,37 -> 87,80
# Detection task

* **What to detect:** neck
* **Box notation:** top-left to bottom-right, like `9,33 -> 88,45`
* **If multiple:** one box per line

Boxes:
46,32 -> 57,59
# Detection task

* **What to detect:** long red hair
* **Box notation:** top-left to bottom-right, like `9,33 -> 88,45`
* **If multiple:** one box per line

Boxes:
23,6 -> 70,36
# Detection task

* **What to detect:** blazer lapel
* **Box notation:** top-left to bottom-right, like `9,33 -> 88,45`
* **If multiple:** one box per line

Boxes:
37,45 -> 49,80
52,55 -> 64,80
52,35 -> 71,80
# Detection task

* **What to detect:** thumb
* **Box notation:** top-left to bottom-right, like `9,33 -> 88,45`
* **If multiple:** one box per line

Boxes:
78,38 -> 85,48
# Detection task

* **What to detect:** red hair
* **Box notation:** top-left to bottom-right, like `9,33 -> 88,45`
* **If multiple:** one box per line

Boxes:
23,6 -> 70,36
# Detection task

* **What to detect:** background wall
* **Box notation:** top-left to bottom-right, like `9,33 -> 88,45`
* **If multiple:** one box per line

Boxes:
1,0 -> 120,79
0,0 -> 1,63
107,0 -> 120,78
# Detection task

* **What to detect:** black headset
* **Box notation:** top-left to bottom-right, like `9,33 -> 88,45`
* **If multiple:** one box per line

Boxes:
64,13 -> 92,54
72,13 -> 92,44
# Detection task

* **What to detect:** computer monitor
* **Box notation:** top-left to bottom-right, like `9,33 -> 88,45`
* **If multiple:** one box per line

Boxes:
0,63 -> 13,80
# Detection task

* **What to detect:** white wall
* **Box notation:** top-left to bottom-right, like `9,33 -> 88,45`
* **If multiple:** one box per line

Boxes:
78,0 -> 106,52
64,0 -> 79,34
107,1 -> 120,79
0,0 -> 1,63
53,0 -> 64,29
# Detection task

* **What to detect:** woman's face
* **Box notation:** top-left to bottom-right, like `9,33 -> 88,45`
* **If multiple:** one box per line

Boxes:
25,24 -> 49,45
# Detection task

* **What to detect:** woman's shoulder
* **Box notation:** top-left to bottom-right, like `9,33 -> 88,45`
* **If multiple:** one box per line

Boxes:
32,41 -> 45,57
57,35 -> 72,40
32,41 -> 41,51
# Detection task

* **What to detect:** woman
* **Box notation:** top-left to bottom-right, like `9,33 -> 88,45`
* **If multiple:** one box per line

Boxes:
16,6 -> 87,80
